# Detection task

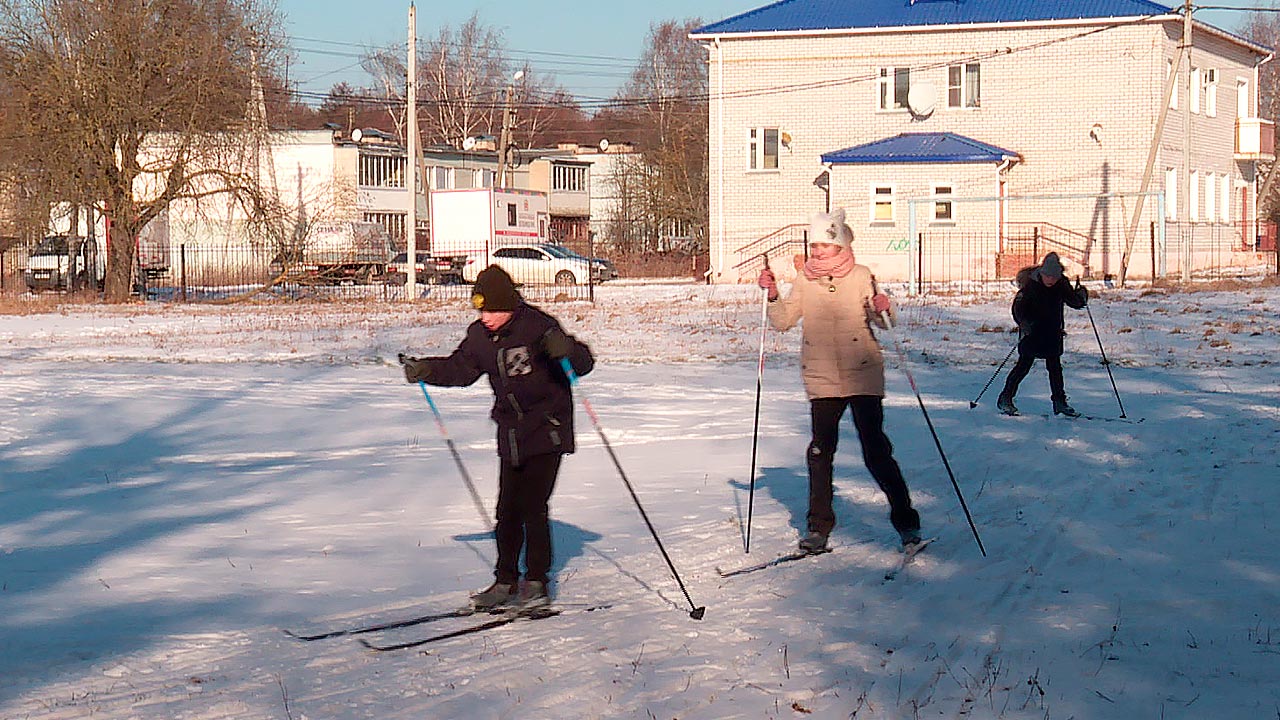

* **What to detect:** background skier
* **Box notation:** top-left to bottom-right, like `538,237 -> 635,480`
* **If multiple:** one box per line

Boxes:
756,209 -> 923,554
400,265 -> 594,610
996,252 -> 1089,417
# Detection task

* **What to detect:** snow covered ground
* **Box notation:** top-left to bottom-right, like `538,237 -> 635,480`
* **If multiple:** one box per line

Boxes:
1,278 -> 1277,719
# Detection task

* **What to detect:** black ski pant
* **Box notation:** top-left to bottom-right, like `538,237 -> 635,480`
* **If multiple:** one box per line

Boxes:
493,452 -> 561,585
806,396 -> 920,536
1001,352 -> 1066,402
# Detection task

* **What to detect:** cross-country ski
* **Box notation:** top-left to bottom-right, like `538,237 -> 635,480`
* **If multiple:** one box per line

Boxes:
883,537 -> 938,581
715,547 -> 832,577
358,604 -> 613,652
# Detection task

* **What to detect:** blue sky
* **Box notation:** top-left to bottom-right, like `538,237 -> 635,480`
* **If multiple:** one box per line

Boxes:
276,0 -> 754,104
275,0 -> 1255,107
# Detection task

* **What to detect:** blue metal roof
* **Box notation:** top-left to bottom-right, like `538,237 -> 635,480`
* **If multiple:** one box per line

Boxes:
821,133 -> 1019,164
694,0 -> 1174,35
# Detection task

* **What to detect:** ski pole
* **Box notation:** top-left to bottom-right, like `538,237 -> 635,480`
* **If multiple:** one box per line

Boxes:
559,357 -> 707,620
745,253 -> 771,554
969,342 -> 1017,409
1078,279 -> 1127,418
871,282 -> 987,557
414,379 -> 493,535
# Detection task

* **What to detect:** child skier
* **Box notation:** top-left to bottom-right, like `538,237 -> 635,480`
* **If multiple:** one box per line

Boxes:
400,265 -> 594,610
756,209 -> 923,553
996,252 -> 1089,417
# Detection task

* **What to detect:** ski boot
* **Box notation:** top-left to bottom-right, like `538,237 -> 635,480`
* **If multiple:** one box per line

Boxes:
470,581 -> 517,611
1052,397 -> 1080,418
898,528 -> 923,549
798,530 -> 829,554
996,392 -> 1019,416
518,580 -> 551,609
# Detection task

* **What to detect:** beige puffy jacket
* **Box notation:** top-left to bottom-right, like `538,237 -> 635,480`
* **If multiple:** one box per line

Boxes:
767,264 -> 894,399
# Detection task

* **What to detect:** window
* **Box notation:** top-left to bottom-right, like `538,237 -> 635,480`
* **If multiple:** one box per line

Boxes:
947,64 -> 980,108
878,68 -> 911,110
553,165 -> 587,191
358,153 -> 406,188
479,170 -> 495,188
1191,67 -> 1201,114
1204,68 -> 1218,117
1165,167 -> 1177,221
433,166 -> 452,190
871,185 -> 895,223
748,127 -> 780,170
932,185 -> 954,222
363,212 -> 407,246
1204,173 -> 1216,222
1168,60 -> 1178,110
1190,170 -> 1200,222
1220,174 -> 1232,223
1237,79 -> 1250,118
506,203 -> 517,226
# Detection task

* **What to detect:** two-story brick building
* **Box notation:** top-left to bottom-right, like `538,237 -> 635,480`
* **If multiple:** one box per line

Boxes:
692,0 -> 1274,285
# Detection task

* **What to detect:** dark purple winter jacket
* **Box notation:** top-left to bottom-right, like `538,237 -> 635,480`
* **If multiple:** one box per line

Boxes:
416,302 -> 594,465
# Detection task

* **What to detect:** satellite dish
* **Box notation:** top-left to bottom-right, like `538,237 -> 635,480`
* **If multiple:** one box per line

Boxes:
462,136 -> 478,151
351,128 -> 363,142
598,138 -> 609,152
907,84 -> 936,118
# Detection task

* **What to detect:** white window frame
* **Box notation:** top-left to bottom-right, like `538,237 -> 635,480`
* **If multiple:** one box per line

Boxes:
1165,167 -> 1178,221
1190,170 -> 1200,222
552,164 -> 587,191
1204,68 -> 1218,117
870,184 -> 896,224
1204,172 -> 1216,223
1191,67 -> 1201,114
931,184 -> 955,223
878,67 -> 911,111
1237,78 -> 1250,118
947,63 -> 980,108
1220,174 -> 1232,223
748,127 -> 781,170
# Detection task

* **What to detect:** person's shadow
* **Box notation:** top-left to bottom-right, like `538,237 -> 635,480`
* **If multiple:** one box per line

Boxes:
730,462 -> 885,549
453,519 -> 603,578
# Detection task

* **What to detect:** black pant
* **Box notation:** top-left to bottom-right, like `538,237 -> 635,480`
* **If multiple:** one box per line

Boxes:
806,396 -> 920,536
494,453 -> 561,584
1001,353 -> 1065,402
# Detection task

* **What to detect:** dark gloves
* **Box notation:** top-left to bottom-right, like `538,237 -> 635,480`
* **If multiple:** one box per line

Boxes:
542,328 -> 575,360
1078,284 -> 1089,305
398,353 -> 431,384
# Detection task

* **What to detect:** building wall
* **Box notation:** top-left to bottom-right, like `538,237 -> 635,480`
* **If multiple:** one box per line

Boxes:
704,19 -> 1266,282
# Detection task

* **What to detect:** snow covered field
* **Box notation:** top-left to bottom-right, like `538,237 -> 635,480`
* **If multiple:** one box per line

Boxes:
1,279 -> 1277,719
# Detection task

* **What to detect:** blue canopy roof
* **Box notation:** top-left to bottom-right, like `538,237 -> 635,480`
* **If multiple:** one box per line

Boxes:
694,0 -> 1174,35
821,133 -> 1019,164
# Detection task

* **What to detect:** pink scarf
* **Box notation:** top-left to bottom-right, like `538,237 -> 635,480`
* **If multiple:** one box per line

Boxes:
802,247 -> 855,280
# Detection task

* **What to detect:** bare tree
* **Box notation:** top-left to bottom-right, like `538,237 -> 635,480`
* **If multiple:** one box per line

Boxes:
605,19 -> 708,254
1241,10 -> 1280,220
0,0 -> 284,302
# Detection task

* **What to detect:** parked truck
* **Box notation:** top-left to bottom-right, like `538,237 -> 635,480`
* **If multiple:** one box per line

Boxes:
428,188 -> 548,282
24,235 -> 103,292
271,220 -> 395,285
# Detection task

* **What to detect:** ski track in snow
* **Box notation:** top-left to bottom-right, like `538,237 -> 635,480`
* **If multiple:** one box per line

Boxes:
1,282 -> 1278,718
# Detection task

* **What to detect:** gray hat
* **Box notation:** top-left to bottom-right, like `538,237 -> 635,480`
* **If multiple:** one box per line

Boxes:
1040,252 -> 1064,279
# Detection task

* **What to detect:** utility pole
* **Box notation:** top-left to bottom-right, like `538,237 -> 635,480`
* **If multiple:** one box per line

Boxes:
496,71 -> 523,188
405,3 -> 418,296
1120,8 -> 1187,286
1182,0 -> 1193,282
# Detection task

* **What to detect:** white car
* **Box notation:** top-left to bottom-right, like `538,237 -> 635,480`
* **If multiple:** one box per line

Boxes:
462,244 -> 613,286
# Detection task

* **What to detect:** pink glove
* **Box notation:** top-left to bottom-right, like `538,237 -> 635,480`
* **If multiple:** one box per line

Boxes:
872,293 -> 891,313
757,268 -> 778,300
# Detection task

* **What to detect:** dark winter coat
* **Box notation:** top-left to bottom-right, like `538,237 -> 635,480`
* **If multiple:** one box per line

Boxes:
1011,267 -> 1088,359
414,303 -> 594,466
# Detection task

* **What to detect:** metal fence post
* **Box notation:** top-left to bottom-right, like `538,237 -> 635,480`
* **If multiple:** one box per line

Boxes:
180,243 -> 187,303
